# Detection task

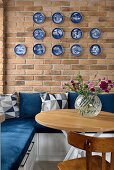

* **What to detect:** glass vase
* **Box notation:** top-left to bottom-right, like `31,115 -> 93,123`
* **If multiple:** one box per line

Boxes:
75,94 -> 102,118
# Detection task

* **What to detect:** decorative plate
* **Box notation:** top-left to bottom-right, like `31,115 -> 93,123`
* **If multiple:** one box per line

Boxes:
52,28 -> 64,39
70,12 -> 82,24
52,45 -> 63,56
14,44 -> 26,56
33,44 -> 45,55
33,12 -> 45,24
52,12 -> 64,24
70,44 -> 82,56
71,28 -> 82,40
90,28 -> 101,39
33,28 -> 45,40
90,44 -> 101,56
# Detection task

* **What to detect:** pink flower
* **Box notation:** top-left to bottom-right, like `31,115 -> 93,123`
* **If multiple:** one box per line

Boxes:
71,80 -> 74,84
110,84 -> 114,88
105,89 -> 109,93
108,80 -> 112,84
91,88 -> 95,92
60,86 -> 63,89
98,78 -> 101,81
63,81 -> 67,86
100,81 -> 108,91
88,82 -> 94,88
103,77 -> 105,80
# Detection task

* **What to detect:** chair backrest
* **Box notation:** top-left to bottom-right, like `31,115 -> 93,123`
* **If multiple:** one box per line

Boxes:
68,132 -> 114,170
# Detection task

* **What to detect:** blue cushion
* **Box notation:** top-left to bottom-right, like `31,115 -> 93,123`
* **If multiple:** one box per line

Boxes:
35,122 -> 62,133
19,92 -> 44,118
68,92 -> 79,109
1,118 -> 36,170
98,94 -> 114,113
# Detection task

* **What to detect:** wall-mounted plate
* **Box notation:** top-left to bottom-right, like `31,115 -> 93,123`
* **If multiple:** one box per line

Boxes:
52,28 -> 64,39
70,44 -> 82,56
33,28 -> 45,40
52,45 -> 63,56
14,44 -> 26,56
33,44 -> 45,55
33,12 -> 45,24
52,12 -> 64,24
71,28 -> 82,40
90,44 -> 101,56
90,28 -> 101,39
70,12 -> 82,24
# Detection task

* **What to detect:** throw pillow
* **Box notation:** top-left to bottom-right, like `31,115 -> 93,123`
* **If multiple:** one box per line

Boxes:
40,93 -> 68,112
0,92 -> 19,119
19,92 -> 44,118
68,92 -> 79,109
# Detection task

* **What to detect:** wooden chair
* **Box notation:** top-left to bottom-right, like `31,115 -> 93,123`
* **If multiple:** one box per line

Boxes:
58,132 -> 114,170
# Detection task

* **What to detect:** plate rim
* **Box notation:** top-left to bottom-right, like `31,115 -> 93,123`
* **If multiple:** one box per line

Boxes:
90,28 -> 101,39
52,12 -> 64,24
52,27 -> 64,39
33,12 -> 45,24
33,43 -> 45,55
70,12 -> 82,24
70,44 -> 82,56
14,44 -> 26,56
90,44 -> 101,56
33,28 -> 45,40
71,28 -> 83,40
52,44 -> 64,56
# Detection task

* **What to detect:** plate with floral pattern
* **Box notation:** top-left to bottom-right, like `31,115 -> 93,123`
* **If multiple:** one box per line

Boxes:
33,44 -> 45,55
52,45 -> 63,56
14,44 -> 26,56
33,28 -> 45,40
90,28 -> 101,39
52,12 -> 64,24
33,12 -> 45,24
70,44 -> 82,56
70,12 -> 82,24
52,28 -> 64,39
71,28 -> 82,40
90,44 -> 101,56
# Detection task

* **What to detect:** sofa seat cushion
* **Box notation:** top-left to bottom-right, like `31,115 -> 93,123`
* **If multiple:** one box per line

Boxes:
1,118 -> 36,170
35,122 -> 62,133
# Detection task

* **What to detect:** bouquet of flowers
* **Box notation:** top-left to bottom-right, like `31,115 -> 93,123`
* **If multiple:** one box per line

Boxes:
61,74 -> 114,117
61,74 -> 114,97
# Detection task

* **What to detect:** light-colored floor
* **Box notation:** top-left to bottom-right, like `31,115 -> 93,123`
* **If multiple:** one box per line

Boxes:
33,161 -> 59,170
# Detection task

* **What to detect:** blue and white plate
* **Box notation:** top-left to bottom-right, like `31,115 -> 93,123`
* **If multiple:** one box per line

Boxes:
90,28 -> 101,39
71,28 -> 82,40
14,44 -> 26,56
33,12 -> 45,24
70,12 -> 82,24
33,44 -> 45,55
52,28 -> 64,39
52,12 -> 64,24
90,44 -> 101,56
33,28 -> 45,40
52,45 -> 63,56
70,44 -> 82,56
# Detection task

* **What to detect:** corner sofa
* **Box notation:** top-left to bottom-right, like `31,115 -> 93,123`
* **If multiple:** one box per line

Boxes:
1,92 -> 114,170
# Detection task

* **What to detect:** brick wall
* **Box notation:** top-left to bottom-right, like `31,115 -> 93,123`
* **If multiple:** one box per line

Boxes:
2,0 -> 114,93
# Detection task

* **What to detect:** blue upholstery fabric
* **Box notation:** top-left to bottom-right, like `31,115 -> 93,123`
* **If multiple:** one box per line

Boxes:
35,122 -> 62,133
98,94 -> 114,113
19,92 -> 44,118
1,118 -> 35,170
68,92 -> 79,109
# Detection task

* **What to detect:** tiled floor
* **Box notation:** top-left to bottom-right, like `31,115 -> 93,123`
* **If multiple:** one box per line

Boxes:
33,161 -> 59,170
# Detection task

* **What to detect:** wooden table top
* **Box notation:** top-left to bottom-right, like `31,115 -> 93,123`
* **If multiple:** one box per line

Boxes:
35,109 -> 114,132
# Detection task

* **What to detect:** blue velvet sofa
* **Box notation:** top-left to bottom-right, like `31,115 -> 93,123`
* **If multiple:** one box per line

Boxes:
1,92 -> 114,170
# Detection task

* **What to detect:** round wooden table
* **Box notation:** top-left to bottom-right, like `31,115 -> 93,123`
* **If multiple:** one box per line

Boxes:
35,109 -> 114,132
35,109 -> 114,161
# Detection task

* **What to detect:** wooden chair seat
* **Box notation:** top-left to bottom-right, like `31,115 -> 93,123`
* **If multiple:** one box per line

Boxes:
58,155 -> 110,170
